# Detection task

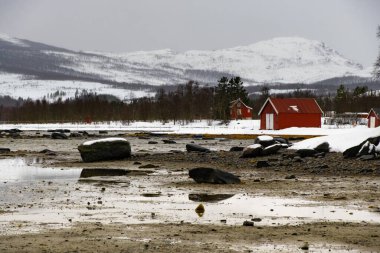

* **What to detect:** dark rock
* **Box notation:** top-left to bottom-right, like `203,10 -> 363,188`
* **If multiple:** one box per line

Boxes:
251,218 -> 262,222
358,154 -> 376,161
273,137 -> 289,144
343,144 -> 362,158
0,148 -> 10,153
262,144 -> 282,156
192,134 -> 203,139
343,136 -> 380,158
79,131 -> 89,136
80,168 -> 129,178
241,144 -> 263,158
69,132 -> 82,138
163,139 -> 176,144
78,138 -> 131,162
4,129 -> 22,134
229,146 -> 244,152
357,141 -> 376,157
189,167 -> 240,184
256,160 -> 270,168
243,221 -> 254,226
138,136 -> 150,140
51,132 -> 68,139
296,149 -> 318,158
188,193 -> 235,203
139,164 -> 159,169
285,175 -> 296,179
148,141 -> 158,144
48,129 -> 70,133
254,136 -> 275,147
314,142 -> 330,153
99,130 -> 108,134
186,144 -> 210,153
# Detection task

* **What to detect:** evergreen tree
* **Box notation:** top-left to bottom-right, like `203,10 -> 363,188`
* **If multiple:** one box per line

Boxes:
374,25 -> 380,79
213,76 -> 249,120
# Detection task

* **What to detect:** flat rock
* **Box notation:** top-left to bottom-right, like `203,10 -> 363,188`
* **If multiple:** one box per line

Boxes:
189,167 -> 240,184
296,149 -> 318,158
186,144 -> 210,153
262,144 -> 282,156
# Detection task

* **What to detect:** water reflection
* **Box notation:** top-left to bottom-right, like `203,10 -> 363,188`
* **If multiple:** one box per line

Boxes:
189,193 -> 235,203
80,168 -> 130,178
0,158 -> 81,182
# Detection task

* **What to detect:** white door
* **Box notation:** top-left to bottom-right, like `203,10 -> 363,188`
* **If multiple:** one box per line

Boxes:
370,117 -> 376,128
266,113 -> 274,130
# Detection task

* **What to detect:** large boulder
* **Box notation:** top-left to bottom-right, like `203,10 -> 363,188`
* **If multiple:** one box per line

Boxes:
78,138 -> 131,162
262,144 -> 282,156
186,144 -> 210,153
241,144 -> 263,158
254,135 -> 275,147
189,167 -> 240,184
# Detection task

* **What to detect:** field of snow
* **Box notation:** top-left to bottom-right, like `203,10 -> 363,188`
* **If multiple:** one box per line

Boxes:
1,119 -> 378,153
0,72 -> 154,101
0,119 -> 372,135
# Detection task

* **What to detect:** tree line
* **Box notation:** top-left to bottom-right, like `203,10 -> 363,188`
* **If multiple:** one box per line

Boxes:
0,77 -> 378,123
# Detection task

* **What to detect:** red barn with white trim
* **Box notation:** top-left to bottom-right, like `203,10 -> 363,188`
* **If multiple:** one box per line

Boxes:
368,108 -> 380,128
258,97 -> 323,130
230,98 -> 253,120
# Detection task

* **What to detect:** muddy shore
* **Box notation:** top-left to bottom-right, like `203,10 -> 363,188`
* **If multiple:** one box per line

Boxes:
0,132 -> 379,252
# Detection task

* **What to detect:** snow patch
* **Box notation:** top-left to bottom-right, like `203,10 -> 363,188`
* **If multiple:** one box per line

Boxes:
82,138 -> 128,146
0,33 -> 28,47
290,127 -> 380,153
289,105 -> 299,112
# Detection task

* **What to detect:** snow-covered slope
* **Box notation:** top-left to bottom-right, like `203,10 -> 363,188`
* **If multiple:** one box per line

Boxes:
102,37 -> 370,84
0,34 -> 373,100
1,34 -> 372,85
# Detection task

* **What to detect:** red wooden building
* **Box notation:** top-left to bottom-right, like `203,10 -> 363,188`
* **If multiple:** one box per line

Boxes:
368,108 -> 380,128
258,97 -> 323,130
230,98 -> 253,120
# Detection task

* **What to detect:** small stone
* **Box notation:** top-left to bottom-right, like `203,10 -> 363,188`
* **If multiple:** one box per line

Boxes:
243,221 -> 254,226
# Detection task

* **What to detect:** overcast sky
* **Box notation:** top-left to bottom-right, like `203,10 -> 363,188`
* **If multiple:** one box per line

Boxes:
0,0 -> 379,66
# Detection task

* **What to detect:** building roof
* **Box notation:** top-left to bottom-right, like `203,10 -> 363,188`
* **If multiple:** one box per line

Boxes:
229,98 -> 252,109
258,97 -> 323,115
368,108 -> 380,118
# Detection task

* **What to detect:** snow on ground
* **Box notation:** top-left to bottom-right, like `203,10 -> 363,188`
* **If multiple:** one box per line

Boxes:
0,72 -> 154,101
0,119 -> 372,136
1,119 -> 378,152
290,127 -> 380,152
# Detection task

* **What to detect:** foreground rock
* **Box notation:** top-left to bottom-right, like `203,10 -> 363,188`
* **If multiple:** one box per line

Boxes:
189,167 -> 240,184
78,138 -> 131,162
186,144 -> 210,153
80,168 -> 130,178
241,144 -> 263,158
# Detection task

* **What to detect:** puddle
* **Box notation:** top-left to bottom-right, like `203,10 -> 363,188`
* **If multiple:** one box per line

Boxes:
0,158 -> 379,235
0,158 -> 81,182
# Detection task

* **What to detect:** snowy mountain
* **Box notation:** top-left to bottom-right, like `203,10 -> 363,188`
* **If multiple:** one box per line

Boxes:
0,33 -> 373,100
